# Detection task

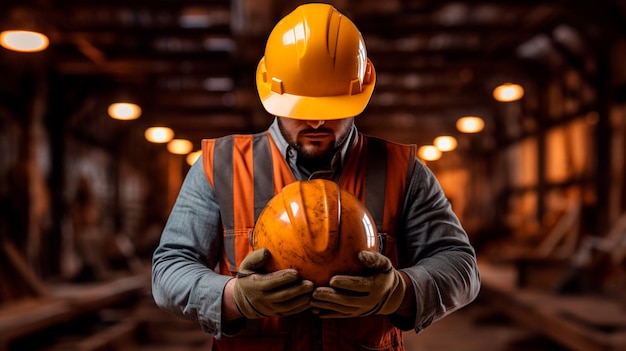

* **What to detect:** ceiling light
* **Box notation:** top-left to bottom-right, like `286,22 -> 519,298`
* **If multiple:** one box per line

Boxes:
418,145 -> 442,161
108,102 -> 141,120
167,139 -> 193,155
0,7 -> 50,53
456,116 -> 485,133
0,30 -> 48,52
493,82 -> 524,102
145,127 -> 174,143
186,150 -> 202,166
434,136 -> 457,152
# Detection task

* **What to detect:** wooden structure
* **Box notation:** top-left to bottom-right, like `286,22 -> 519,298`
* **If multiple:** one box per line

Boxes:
480,209 -> 626,351
0,240 -> 148,351
480,262 -> 626,351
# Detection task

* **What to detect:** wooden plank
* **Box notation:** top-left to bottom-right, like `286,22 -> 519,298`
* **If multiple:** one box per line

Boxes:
71,318 -> 138,351
484,288 -> 621,351
0,273 -> 148,350
535,295 -> 626,329
0,298 -> 73,345
42,307 -> 141,351
480,262 -> 626,351
2,240 -> 49,297
49,273 -> 148,311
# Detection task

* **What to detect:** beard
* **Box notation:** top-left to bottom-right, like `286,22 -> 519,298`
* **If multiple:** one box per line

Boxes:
296,134 -> 335,160
278,122 -> 351,161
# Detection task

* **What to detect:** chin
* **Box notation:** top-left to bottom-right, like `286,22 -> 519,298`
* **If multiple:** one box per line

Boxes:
299,146 -> 331,159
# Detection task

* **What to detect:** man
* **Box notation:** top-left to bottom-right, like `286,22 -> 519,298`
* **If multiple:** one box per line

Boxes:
152,3 -> 480,351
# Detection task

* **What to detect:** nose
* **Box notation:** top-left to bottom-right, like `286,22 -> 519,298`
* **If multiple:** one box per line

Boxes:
306,120 -> 325,129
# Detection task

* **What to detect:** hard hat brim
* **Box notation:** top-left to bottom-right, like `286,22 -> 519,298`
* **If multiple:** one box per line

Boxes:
255,59 -> 376,120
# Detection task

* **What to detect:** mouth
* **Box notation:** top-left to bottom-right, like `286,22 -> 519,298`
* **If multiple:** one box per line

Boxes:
300,130 -> 332,140
302,133 -> 330,139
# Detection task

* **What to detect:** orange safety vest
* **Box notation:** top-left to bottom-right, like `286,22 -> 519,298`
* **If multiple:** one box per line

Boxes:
202,130 -> 416,351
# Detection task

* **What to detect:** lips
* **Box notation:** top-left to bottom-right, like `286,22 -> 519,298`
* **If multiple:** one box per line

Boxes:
302,133 -> 330,138
300,129 -> 332,139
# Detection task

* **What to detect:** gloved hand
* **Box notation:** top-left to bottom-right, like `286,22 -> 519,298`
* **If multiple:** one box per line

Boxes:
233,248 -> 314,319
310,250 -> 406,318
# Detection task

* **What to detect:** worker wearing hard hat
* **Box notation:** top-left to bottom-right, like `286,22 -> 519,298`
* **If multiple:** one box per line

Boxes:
152,3 -> 480,351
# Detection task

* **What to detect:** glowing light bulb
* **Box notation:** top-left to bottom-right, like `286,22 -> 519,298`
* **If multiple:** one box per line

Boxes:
456,116 -> 485,133
0,30 -> 49,52
167,139 -> 193,155
186,150 -> 202,166
434,136 -> 457,152
145,127 -> 174,143
108,102 -> 141,120
493,82 -> 524,102
418,145 -> 442,161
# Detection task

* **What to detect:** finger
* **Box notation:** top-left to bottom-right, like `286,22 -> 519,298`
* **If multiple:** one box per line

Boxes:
239,248 -> 271,272
358,250 -> 392,271
316,310 -> 355,319
310,297 -> 360,314
272,293 -> 313,315
279,302 -> 312,316
328,275 -> 373,292
311,307 -> 355,319
312,287 -> 366,307
252,269 -> 301,291
264,279 -> 314,302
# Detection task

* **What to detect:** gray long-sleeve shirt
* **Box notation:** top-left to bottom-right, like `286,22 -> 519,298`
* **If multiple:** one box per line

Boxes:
152,119 -> 480,337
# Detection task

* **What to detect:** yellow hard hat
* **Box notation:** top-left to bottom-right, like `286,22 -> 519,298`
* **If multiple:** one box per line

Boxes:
251,179 -> 379,286
256,3 -> 376,120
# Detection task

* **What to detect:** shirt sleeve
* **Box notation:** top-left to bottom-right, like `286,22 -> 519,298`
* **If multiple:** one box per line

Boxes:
151,158 -> 232,337
394,160 -> 481,333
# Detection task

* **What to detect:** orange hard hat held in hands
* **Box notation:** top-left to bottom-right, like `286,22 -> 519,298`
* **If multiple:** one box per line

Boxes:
250,179 -> 379,287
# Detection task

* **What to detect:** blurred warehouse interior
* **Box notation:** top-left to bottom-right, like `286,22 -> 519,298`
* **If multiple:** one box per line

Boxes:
1,0 -> 626,350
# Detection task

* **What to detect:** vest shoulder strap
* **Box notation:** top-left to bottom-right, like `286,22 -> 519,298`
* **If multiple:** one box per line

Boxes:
342,134 -> 417,233
202,132 -> 277,232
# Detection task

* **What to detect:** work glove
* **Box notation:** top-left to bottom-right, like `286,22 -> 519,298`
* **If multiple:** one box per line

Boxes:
310,250 -> 406,318
233,248 -> 314,319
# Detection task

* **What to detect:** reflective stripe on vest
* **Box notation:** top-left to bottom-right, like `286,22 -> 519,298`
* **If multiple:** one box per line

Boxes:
211,133 -> 277,223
